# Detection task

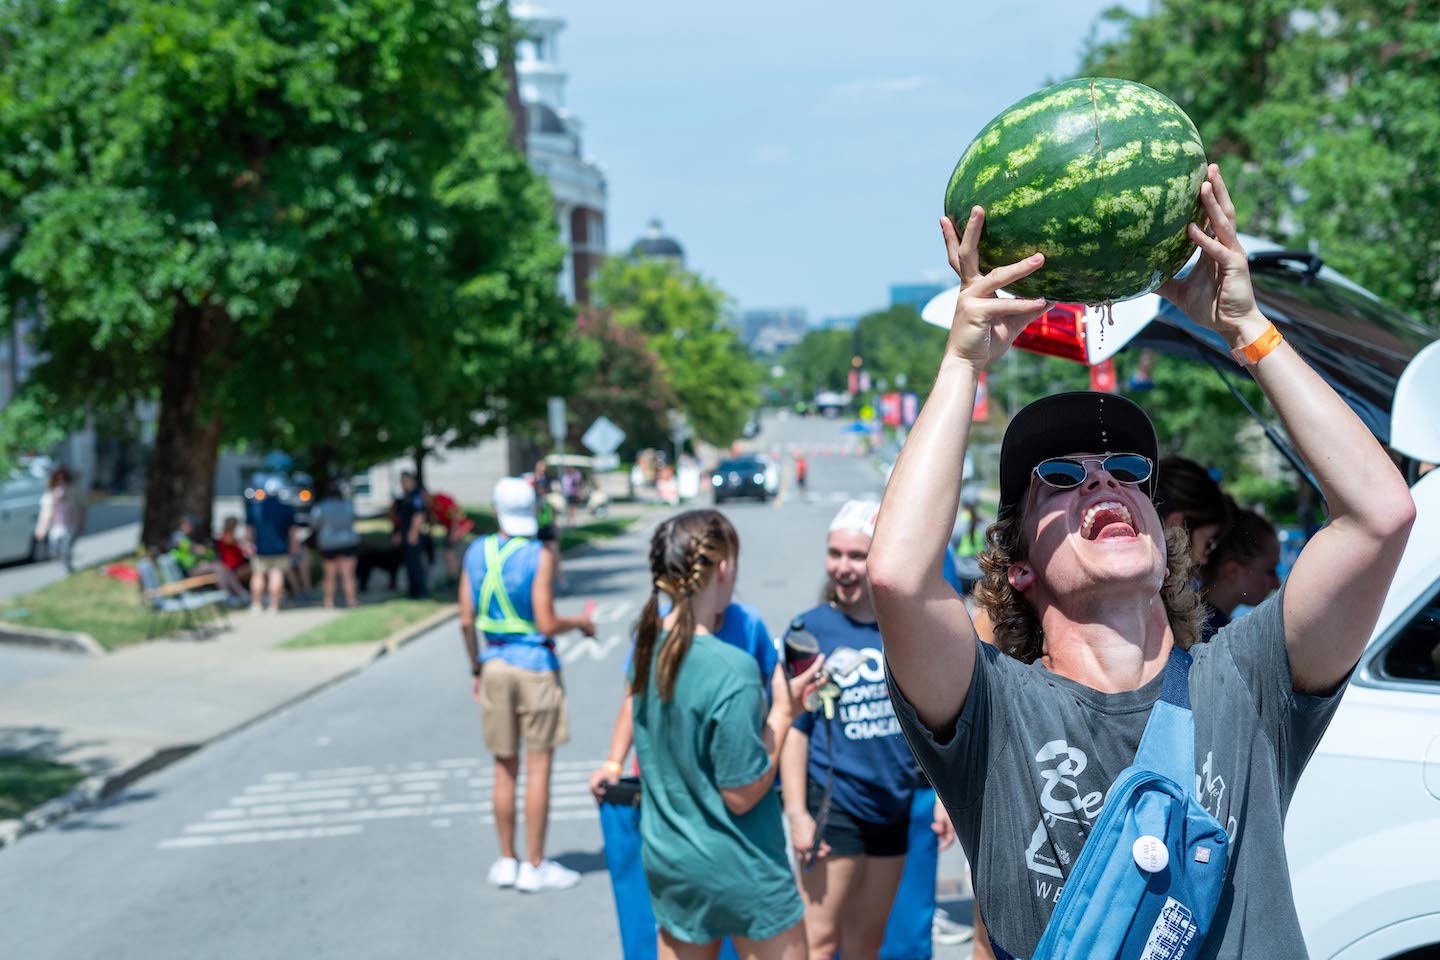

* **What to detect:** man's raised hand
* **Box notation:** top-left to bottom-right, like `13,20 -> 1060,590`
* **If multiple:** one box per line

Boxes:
940,206 -> 1050,371
1157,164 -> 1269,348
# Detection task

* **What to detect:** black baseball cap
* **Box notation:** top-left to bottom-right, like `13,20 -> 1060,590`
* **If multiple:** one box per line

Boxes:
997,392 -> 1159,520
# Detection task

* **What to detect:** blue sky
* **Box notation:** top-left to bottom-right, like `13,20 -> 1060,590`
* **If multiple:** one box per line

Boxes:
546,0 -> 1142,322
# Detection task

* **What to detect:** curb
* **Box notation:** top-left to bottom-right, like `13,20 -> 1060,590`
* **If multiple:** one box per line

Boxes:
0,744 -> 196,850
376,604 -> 459,657
0,624 -> 104,656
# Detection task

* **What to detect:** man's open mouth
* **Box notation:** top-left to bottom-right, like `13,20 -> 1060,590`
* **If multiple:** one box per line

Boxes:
1081,500 -> 1136,540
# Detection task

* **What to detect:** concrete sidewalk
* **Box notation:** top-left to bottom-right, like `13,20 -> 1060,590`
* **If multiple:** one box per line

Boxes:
0,606 -> 371,777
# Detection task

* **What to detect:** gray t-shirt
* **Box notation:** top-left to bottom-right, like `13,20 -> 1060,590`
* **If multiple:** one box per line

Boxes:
887,590 -> 1346,959
310,498 -> 360,552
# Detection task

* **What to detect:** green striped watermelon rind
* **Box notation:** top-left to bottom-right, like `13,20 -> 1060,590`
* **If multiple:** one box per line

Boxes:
944,77 -> 1207,305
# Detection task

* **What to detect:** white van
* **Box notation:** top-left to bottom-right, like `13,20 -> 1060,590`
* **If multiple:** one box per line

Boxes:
0,464 -> 46,564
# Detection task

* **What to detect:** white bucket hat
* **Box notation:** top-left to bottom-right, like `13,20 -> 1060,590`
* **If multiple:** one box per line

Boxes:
493,477 -> 539,537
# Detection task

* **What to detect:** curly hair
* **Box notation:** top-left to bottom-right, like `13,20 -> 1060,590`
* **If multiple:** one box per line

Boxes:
972,499 -> 1207,664
630,510 -> 740,701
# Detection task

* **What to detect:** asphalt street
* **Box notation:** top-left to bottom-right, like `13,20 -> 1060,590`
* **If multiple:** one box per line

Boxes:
0,414 -> 975,959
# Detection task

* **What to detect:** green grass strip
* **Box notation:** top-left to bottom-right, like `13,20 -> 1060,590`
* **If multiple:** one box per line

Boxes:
0,756 -> 86,820
0,566 -> 151,652
280,598 -> 451,649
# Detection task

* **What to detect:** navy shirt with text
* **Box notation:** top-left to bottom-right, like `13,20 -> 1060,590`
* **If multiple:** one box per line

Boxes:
792,603 -> 924,823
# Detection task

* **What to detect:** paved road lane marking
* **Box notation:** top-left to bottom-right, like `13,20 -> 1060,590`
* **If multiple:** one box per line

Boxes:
159,757 -> 608,851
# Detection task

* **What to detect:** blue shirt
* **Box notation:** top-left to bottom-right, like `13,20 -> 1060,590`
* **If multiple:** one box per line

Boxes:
791,603 -> 924,823
246,498 -> 296,557
941,547 -> 964,595
465,535 -> 559,673
626,601 -> 776,693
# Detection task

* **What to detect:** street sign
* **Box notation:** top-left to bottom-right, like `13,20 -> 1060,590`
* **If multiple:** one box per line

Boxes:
581,415 -> 626,455
547,396 -> 567,445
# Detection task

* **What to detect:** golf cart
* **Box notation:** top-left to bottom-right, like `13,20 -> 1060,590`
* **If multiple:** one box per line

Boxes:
542,454 -> 611,519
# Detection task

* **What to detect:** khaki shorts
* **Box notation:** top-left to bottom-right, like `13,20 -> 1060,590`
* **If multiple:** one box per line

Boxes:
479,659 -> 569,757
253,554 -> 290,575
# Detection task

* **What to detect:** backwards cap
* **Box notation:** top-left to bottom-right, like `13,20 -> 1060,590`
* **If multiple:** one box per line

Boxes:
997,391 -> 1159,520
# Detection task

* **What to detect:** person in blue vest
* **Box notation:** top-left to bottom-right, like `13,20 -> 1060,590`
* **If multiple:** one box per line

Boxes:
460,476 -> 596,895
781,499 -> 955,960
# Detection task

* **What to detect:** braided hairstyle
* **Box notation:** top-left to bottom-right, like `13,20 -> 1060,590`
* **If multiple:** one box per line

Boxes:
631,510 -> 740,701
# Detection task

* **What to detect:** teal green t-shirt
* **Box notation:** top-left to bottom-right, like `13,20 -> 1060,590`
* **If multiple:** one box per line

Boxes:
631,631 -> 802,944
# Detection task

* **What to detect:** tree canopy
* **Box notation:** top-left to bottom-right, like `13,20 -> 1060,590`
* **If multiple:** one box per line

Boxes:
590,256 -> 758,448
1082,0 -> 1440,330
0,0 -> 576,540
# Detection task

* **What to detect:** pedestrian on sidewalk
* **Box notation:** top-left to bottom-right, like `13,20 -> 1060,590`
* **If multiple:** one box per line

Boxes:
311,482 -> 360,609
246,477 -> 296,613
629,509 -> 824,959
531,462 -> 563,590
460,476 -> 596,894
34,466 -> 84,572
425,490 -> 473,587
781,500 -> 954,960
869,168 -> 1414,957
393,471 -> 429,599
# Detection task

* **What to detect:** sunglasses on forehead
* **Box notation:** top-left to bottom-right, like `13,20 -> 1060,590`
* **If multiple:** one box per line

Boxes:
1032,453 -> 1154,490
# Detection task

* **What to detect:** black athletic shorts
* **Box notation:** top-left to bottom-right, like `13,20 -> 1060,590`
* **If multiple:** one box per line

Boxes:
806,778 -> 908,858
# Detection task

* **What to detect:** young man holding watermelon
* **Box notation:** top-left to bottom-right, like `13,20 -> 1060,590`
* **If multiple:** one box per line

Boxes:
868,165 -> 1415,958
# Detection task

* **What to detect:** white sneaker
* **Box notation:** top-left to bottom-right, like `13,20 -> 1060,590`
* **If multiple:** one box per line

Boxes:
486,856 -> 519,888
932,907 -> 974,946
515,859 -> 580,893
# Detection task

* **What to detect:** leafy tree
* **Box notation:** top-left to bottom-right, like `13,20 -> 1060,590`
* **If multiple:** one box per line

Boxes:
1081,0 -> 1440,330
591,256 -> 758,447
567,308 -> 674,457
775,327 -> 853,402
0,0 -> 573,543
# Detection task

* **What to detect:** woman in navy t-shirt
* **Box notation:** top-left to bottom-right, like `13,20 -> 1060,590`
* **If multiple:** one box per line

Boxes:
780,500 -> 955,959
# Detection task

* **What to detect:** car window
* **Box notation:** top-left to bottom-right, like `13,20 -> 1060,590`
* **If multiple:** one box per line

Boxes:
1378,584 -> 1440,685
717,460 -> 760,472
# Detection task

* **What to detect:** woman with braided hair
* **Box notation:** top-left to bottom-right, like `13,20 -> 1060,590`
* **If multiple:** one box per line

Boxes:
631,509 -> 825,960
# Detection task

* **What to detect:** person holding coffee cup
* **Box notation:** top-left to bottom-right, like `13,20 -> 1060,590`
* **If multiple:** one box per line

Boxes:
780,500 -> 955,960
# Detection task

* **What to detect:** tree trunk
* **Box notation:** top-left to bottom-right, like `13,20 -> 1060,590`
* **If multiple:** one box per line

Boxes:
141,300 -> 228,548
412,446 -> 428,490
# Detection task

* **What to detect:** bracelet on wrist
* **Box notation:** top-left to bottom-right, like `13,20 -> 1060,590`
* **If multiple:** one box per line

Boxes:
1231,322 -> 1282,367
602,760 -> 623,774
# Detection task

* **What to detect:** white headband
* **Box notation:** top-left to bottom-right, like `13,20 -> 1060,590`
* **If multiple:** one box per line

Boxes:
829,499 -> 880,539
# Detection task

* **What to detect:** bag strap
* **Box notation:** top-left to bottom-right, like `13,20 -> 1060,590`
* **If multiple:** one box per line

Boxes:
1134,645 -> 1196,788
478,536 -> 537,635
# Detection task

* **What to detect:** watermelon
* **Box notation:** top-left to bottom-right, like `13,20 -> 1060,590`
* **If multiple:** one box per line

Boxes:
943,77 -> 1207,305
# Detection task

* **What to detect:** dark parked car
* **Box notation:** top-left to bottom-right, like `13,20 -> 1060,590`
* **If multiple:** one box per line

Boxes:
711,458 -> 769,504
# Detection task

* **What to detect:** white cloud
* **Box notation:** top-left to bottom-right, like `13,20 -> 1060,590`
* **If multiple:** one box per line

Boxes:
833,75 -> 937,98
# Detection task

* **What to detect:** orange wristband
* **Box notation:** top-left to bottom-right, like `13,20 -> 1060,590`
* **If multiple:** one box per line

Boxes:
1231,323 -> 1282,367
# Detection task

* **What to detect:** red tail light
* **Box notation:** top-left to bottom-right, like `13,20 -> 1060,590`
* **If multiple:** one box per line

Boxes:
1013,303 -> 1088,363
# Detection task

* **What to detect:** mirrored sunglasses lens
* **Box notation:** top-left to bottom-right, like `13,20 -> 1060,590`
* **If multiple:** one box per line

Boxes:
1036,460 -> 1086,487
1105,455 -> 1151,484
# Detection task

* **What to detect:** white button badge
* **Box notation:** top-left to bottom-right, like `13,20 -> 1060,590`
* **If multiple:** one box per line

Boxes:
1132,835 -> 1169,874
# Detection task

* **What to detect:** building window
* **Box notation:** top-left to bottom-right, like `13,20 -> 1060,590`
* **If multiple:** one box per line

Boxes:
1379,584 -> 1440,684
